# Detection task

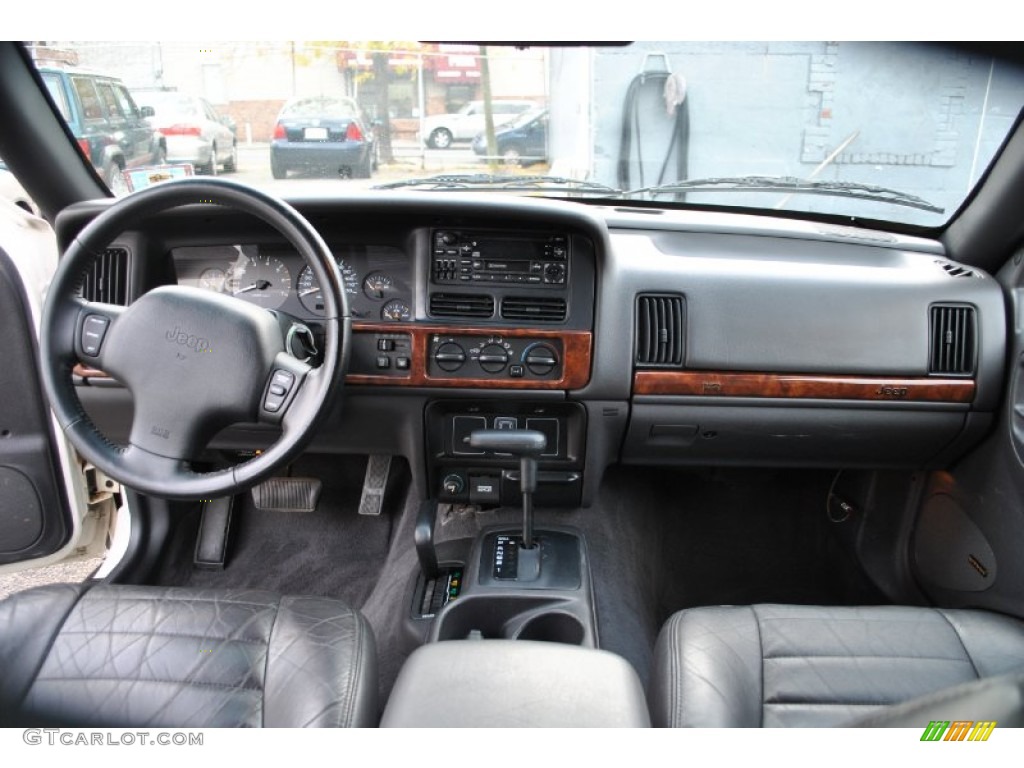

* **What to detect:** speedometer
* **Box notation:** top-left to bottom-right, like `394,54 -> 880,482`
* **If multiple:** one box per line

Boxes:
224,251 -> 291,309
296,260 -> 359,315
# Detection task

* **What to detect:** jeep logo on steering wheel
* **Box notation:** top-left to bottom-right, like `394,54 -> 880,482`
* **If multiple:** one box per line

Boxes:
165,326 -> 212,353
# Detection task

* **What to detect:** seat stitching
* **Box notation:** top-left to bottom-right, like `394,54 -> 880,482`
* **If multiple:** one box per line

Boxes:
55,630 -> 267,644
935,609 -> 981,679
261,595 -> 283,727
32,676 -> 264,692
764,653 -> 975,662
86,594 -> 278,608
342,608 -> 362,727
765,700 -> 892,707
19,586 -> 89,710
751,605 -> 764,728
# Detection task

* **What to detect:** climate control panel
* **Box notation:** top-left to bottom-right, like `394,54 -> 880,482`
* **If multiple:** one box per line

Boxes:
428,334 -> 563,382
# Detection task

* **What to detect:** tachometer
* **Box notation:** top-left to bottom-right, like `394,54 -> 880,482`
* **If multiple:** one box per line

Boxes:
296,260 -> 359,315
225,251 -> 291,309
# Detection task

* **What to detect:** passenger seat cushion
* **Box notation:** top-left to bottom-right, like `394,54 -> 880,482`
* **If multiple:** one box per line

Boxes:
650,604 -> 1024,727
0,584 -> 377,728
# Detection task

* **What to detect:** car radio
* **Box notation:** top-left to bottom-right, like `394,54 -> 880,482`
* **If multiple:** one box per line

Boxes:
431,229 -> 568,287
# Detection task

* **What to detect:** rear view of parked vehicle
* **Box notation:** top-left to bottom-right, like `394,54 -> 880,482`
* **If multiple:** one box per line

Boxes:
37,66 -> 164,193
134,90 -> 237,175
270,96 -> 376,179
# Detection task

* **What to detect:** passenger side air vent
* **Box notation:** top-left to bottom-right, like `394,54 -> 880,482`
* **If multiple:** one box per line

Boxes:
929,305 -> 976,375
501,296 -> 567,323
935,259 -> 978,279
635,294 -> 684,368
429,293 -> 494,319
79,246 -> 130,305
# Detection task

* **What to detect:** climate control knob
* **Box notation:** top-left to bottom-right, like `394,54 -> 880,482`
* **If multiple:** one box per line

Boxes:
478,343 -> 509,374
525,343 -> 559,376
434,341 -> 466,372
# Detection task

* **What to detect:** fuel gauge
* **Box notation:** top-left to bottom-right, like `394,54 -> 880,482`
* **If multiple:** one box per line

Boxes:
380,299 -> 411,321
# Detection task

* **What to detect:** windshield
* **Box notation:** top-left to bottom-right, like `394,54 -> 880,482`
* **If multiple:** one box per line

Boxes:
27,41 -> 1024,227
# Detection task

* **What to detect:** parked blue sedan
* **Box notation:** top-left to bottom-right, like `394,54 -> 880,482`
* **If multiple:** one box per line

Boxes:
471,109 -> 548,166
270,96 -> 377,179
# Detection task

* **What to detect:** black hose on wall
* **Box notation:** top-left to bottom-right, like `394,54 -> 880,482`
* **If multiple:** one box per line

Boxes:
616,71 -> 690,197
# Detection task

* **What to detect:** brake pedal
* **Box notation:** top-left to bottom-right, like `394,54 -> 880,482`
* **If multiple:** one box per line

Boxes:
359,454 -> 391,516
251,477 -> 322,513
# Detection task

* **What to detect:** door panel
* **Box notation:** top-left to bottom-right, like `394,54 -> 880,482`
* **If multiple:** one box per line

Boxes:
0,241 -> 73,565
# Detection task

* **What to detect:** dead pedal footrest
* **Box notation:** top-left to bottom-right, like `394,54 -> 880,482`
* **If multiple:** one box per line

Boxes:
251,477 -> 322,513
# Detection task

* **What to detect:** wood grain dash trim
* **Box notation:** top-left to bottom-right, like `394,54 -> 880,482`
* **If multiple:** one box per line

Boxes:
633,370 -> 974,403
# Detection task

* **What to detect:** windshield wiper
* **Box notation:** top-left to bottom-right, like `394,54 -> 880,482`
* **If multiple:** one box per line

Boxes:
374,173 -> 622,198
625,175 -> 945,214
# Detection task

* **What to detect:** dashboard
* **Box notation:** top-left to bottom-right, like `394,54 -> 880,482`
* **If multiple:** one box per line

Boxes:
60,192 -> 1006,509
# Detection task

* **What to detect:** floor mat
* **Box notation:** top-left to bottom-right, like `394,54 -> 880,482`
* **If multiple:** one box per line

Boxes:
173,455 -> 395,610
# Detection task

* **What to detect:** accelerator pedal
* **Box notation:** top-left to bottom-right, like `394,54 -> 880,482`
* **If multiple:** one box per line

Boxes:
359,454 -> 392,516
251,477 -> 322,513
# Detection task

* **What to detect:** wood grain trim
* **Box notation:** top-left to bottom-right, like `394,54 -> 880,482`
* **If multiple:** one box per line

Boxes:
74,326 -> 593,390
633,370 -> 975,403
343,323 -> 593,389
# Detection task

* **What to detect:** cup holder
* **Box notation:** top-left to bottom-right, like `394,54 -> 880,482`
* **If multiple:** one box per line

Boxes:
433,595 -> 592,646
515,611 -> 585,645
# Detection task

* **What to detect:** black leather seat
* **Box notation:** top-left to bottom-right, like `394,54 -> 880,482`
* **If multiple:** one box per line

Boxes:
650,604 -> 1024,727
0,583 -> 378,727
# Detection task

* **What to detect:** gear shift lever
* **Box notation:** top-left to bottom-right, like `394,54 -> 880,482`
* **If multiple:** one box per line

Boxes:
467,429 -> 546,549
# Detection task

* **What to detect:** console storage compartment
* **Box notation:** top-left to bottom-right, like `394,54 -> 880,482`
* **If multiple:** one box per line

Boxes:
380,640 -> 650,727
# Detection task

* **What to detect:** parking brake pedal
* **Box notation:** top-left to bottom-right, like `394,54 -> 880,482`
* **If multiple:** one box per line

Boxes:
194,496 -> 234,570
358,454 -> 392,516
251,478 -> 322,513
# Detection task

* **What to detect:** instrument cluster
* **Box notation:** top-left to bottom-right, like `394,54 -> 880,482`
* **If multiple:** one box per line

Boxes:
173,243 -> 413,322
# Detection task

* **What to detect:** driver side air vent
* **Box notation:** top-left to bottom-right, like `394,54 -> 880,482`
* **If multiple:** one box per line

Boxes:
429,293 -> 494,319
929,305 -> 976,375
501,296 -> 567,323
79,247 -> 130,305
635,294 -> 684,368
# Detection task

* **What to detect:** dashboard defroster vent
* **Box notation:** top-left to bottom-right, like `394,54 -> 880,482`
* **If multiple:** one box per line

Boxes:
429,293 -> 495,319
635,294 -> 684,368
934,259 -> 978,279
79,247 -> 130,305
929,305 -> 976,375
501,296 -> 567,323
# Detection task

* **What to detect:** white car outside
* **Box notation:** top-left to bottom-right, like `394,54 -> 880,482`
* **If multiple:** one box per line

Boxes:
422,99 -> 538,148
134,91 -> 237,175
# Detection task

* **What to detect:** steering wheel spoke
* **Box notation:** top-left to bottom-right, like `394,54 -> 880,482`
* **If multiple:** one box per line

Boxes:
71,298 -> 126,370
259,352 -> 313,425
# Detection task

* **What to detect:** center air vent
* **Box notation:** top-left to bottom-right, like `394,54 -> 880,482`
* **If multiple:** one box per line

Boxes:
635,294 -> 684,368
501,296 -> 567,323
429,293 -> 494,319
929,305 -> 976,375
79,247 -> 130,305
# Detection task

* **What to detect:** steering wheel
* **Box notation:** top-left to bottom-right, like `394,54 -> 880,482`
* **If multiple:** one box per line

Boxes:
39,178 -> 350,500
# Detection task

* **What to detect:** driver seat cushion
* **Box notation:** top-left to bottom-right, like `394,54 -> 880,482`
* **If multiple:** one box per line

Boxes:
650,604 -> 1024,727
0,583 -> 378,727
